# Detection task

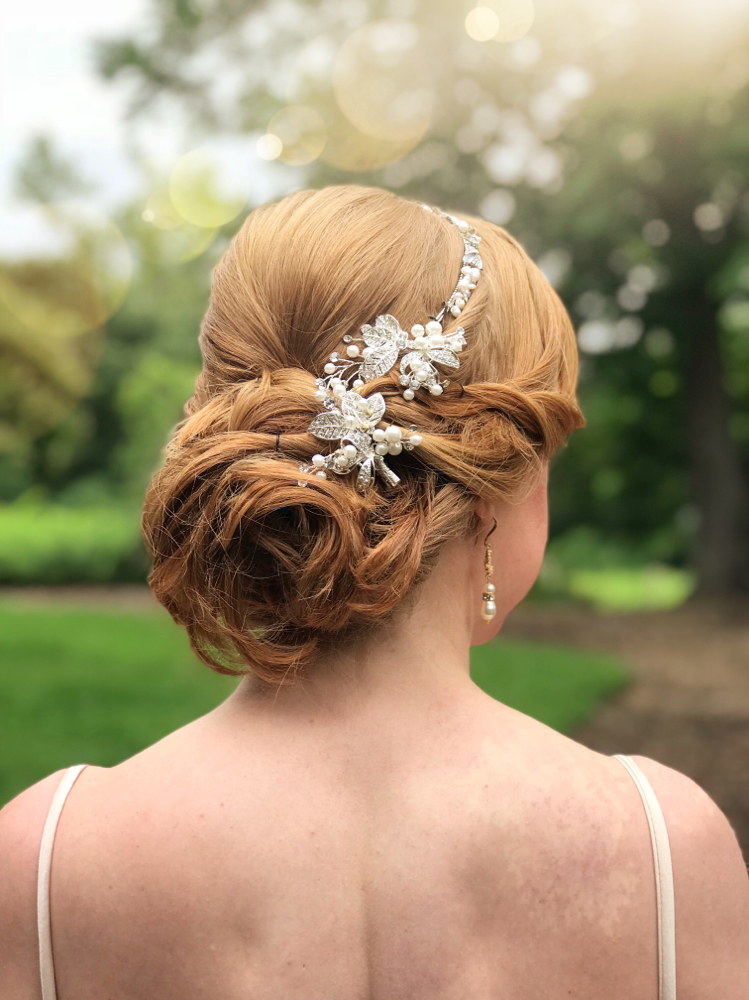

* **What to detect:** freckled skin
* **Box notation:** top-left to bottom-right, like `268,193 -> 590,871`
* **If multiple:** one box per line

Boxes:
1,461 -> 747,1000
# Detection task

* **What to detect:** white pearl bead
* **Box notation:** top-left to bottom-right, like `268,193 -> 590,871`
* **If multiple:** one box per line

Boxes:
375,443 -> 389,456
345,414 -> 358,427
387,441 -> 402,455
323,362 -> 336,374
468,267 -> 480,281
481,600 -> 496,622
454,295 -> 466,308
450,305 -> 462,316
403,389 -> 415,400
353,379 -> 364,389
335,455 -> 348,469
384,425 -> 402,443
411,324 -> 425,337
372,428 -> 386,443
428,333 -> 445,348
343,444 -> 357,459
409,433 -> 422,446
312,454 -> 326,467
457,220 -> 469,232
346,344 -> 360,358
314,389 -> 326,402
412,336 -> 427,350
362,347 -> 372,357
457,278 -> 471,292
333,384 -> 345,397
429,384 -> 443,395
485,582 -> 496,594
315,470 -> 327,479
425,320 -> 442,336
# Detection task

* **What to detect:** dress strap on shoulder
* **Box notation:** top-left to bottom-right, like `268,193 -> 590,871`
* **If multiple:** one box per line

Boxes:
37,764 -> 88,1000
613,754 -> 676,1000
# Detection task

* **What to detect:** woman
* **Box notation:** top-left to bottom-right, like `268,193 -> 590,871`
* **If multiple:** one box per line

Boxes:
1,185 -> 747,999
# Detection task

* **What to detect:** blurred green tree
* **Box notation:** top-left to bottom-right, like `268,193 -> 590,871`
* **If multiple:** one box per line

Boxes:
1,139 -> 212,506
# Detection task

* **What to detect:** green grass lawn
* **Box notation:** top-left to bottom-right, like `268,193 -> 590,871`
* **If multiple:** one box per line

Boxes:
0,599 -> 629,807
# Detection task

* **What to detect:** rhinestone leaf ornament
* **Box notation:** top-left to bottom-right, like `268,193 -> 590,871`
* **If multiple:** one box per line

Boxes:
300,204 -> 481,493
313,206 -> 482,403
298,390 -> 421,495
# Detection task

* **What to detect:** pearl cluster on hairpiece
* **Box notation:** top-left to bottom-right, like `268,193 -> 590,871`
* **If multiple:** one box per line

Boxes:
298,205 -> 482,495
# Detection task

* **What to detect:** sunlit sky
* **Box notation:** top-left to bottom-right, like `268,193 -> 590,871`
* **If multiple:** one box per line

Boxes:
1,0 -> 748,258
0,2 -> 147,230
0,0 -> 285,257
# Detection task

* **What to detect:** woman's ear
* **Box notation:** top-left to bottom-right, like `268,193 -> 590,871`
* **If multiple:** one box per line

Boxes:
473,497 -> 496,532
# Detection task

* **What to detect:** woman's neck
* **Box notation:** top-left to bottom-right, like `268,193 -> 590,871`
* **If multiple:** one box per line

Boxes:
224,533 -> 482,723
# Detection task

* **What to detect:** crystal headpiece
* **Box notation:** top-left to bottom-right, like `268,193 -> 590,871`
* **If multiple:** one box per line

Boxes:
299,204 -> 483,494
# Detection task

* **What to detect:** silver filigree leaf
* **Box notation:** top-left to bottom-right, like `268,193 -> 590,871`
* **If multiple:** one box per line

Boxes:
362,328 -> 388,349
361,345 -> 398,380
308,411 -> 347,439
373,455 -> 400,488
340,391 -> 367,422
362,314 -> 408,351
427,348 -> 460,369
356,458 -> 374,493
363,392 -> 386,423
376,314 -> 406,340
399,351 -> 425,374
344,429 -> 372,454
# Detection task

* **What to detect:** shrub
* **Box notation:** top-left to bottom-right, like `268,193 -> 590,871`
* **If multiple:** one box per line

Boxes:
0,504 -> 148,584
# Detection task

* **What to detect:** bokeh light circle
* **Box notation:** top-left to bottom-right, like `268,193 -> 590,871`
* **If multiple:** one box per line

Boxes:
266,106 -> 327,166
465,7 -> 501,41
169,147 -> 250,229
490,0 -> 535,43
332,20 -> 435,144
137,190 -> 219,264
256,133 -> 283,161
142,187 -> 184,231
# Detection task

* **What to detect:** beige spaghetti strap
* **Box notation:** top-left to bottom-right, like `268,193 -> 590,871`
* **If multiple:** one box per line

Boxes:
613,754 -> 676,1000
37,764 -> 88,1000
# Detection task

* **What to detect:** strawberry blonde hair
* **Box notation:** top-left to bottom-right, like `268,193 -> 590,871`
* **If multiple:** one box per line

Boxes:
142,184 -> 584,685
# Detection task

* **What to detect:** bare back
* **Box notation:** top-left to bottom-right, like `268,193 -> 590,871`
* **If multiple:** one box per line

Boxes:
4,682 -> 749,1000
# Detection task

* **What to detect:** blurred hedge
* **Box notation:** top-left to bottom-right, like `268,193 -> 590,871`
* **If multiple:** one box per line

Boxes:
0,505 -> 148,584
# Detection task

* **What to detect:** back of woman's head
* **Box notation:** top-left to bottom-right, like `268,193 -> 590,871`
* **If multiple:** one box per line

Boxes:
142,184 -> 584,685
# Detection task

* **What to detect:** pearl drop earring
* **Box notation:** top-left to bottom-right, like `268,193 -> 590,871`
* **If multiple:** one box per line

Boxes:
481,518 -> 497,623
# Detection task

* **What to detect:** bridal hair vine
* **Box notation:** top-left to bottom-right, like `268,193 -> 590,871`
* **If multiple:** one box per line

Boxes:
298,204 -> 483,494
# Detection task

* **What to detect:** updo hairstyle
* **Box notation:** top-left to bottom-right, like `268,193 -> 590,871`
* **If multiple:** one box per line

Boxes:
142,185 -> 584,685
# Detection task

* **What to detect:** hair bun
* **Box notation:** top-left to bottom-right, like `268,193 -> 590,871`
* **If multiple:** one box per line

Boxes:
144,372 -> 391,683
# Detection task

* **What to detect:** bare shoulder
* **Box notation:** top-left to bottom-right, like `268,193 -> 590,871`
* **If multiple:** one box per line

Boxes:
0,770 -> 71,1000
630,754 -> 749,999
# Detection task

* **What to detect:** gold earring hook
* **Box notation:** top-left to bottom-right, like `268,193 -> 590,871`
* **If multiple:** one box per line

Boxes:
483,517 -> 497,546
